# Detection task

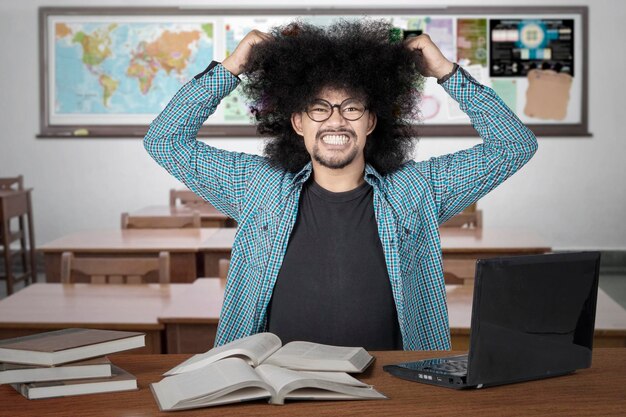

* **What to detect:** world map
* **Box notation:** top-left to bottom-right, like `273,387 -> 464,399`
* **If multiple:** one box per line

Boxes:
54,21 -> 214,115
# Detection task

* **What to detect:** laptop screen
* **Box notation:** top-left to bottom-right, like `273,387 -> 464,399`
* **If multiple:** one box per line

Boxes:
466,252 -> 601,387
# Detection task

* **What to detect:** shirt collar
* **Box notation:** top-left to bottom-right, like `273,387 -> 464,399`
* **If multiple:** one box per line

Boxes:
364,163 -> 383,186
293,162 -> 313,185
293,161 -> 383,188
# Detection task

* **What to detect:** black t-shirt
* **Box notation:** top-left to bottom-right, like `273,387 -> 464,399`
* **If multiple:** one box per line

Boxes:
267,178 -> 403,350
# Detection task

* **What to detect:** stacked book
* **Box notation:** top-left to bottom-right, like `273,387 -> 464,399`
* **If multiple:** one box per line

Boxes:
0,328 -> 145,399
151,332 -> 386,411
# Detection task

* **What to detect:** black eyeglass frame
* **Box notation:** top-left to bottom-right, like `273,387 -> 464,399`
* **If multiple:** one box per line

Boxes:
304,98 -> 368,122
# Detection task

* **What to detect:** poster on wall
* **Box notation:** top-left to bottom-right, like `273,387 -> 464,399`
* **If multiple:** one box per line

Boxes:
489,19 -> 574,77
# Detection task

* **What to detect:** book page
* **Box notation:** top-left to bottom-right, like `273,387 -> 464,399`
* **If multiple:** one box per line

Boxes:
164,333 -> 282,375
152,358 -> 273,411
263,341 -> 373,372
255,364 -> 385,405
256,365 -> 368,392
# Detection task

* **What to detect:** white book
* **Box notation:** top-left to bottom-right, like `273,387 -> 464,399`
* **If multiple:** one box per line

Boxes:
151,357 -> 386,411
0,356 -> 112,385
12,365 -> 137,400
164,332 -> 374,376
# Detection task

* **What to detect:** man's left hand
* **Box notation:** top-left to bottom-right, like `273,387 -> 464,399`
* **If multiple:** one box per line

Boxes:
403,33 -> 455,79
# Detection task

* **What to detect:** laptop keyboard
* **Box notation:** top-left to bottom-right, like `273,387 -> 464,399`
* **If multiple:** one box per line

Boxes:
417,355 -> 468,375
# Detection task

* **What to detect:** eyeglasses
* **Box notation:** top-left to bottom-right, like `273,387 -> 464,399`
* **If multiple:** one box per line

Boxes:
305,98 -> 367,122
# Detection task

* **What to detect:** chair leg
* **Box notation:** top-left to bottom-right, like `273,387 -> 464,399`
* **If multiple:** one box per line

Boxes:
18,215 -> 29,285
26,192 -> 36,285
2,217 -> 14,295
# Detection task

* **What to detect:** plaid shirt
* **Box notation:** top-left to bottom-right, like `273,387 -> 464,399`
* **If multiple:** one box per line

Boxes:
144,62 -> 537,350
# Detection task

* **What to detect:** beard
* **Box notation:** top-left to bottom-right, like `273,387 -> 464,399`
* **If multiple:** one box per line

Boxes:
311,129 -> 360,169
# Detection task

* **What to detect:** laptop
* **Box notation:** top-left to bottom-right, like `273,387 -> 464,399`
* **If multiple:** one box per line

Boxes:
384,251 -> 601,389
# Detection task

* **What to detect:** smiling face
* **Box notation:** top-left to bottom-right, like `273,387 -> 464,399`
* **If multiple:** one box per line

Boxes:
291,87 -> 377,171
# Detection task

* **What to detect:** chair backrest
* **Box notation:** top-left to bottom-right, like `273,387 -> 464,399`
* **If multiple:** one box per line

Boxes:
218,258 -> 230,280
60,251 -> 170,284
170,189 -> 207,208
441,203 -> 483,229
0,175 -> 23,191
120,211 -> 201,229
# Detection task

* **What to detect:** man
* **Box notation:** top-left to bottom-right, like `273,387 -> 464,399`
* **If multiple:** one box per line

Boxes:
144,20 -> 537,351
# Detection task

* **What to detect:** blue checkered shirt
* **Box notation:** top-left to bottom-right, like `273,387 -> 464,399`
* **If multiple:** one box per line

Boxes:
144,62 -> 538,350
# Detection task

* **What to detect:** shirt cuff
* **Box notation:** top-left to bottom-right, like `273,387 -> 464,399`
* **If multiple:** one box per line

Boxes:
440,66 -> 484,105
436,63 -> 459,85
193,61 -> 240,100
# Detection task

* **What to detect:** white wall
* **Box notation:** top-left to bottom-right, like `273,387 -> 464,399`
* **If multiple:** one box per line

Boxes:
0,0 -> 624,250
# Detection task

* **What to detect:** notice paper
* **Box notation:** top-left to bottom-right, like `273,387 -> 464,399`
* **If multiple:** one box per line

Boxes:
524,69 -> 573,120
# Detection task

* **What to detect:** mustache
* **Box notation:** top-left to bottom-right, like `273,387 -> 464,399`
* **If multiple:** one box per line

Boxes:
316,129 -> 356,140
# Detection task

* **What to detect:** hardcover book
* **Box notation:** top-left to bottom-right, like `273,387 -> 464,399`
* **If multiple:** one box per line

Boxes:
0,356 -> 112,385
0,328 -> 145,366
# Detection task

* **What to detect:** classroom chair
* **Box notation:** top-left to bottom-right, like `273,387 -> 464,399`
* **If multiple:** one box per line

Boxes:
170,188 -> 209,209
0,175 -> 23,191
60,251 -> 171,284
441,203 -> 483,229
0,175 -> 36,295
121,211 -> 201,229
218,258 -> 230,280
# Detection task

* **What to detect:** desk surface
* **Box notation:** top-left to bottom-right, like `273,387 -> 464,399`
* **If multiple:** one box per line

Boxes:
199,227 -> 552,252
1,281 -> 624,344
0,350 -> 624,417
439,228 -> 551,253
131,204 -> 229,220
0,280 -> 223,330
40,227 -> 551,253
39,228 -> 219,253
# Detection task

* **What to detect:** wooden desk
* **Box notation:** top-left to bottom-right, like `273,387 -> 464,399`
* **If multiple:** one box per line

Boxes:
0,280 -> 223,354
200,228 -> 552,281
130,205 -> 236,228
159,278 -> 225,353
40,228 -> 219,283
201,228 -> 238,277
1,280 -> 623,355
1,350 -> 624,416
440,228 -> 551,282
162,282 -> 624,351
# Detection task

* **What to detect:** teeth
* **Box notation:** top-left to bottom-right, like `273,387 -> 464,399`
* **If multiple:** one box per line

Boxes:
321,135 -> 349,145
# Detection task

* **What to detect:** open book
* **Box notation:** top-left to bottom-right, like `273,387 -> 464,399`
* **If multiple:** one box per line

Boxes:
164,332 -> 374,376
151,357 -> 386,411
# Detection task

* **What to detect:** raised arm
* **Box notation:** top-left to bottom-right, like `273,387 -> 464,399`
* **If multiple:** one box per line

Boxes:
405,34 -> 538,223
143,31 -> 272,222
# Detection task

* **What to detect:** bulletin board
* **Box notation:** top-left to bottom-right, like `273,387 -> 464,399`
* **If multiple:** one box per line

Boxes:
38,6 -> 590,138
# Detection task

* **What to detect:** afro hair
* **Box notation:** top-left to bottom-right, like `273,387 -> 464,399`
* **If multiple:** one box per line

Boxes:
241,18 -> 426,175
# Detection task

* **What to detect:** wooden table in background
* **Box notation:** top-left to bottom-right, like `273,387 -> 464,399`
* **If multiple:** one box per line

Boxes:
440,228 -> 551,282
159,278 -> 224,353
200,228 -> 552,281
1,280 -> 623,354
1,350 -> 625,416
130,205 -> 236,228
40,228 -> 219,283
0,279 -> 223,354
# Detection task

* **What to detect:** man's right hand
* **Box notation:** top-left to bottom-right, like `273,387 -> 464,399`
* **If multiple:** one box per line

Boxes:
222,30 -> 273,77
